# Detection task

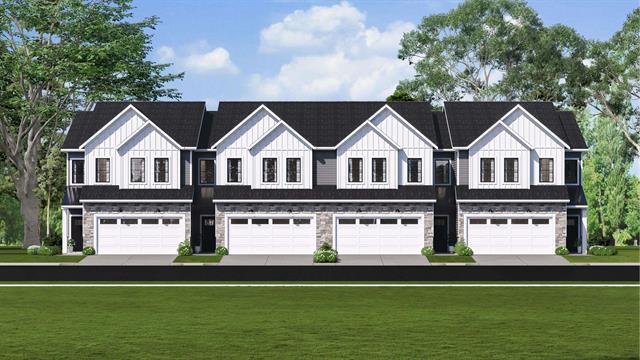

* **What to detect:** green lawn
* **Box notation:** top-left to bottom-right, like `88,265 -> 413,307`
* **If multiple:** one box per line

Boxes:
564,247 -> 639,263
0,286 -> 636,359
0,248 -> 85,263
174,255 -> 223,263
427,255 -> 476,263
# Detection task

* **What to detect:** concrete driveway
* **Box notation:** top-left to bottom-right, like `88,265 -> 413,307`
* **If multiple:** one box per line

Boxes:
219,255 -> 429,266
473,255 -> 570,265
80,255 -> 176,265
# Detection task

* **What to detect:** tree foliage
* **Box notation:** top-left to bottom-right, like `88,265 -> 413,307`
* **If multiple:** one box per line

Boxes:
0,0 -> 182,246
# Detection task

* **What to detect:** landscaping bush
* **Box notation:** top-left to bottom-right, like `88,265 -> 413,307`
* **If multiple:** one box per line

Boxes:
613,229 -> 633,246
49,246 -> 62,255
27,245 -> 40,255
421,246 -> 435,256
82,246 -> 96,255
555,246 -> 570,255
454,240 -> 473,256
215,246 -> 229,256
588,245 -> 617,256
313,242 -> 338,263
38,246 -> 53,256
177,240 -> 193,256
41,234 -> 61,247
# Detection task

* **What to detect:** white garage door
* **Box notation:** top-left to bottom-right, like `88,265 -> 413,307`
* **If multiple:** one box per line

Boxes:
227,217 -> 316,254
467,217 -> 555,254
336,217 -> 424,255
97,217 -> 185,254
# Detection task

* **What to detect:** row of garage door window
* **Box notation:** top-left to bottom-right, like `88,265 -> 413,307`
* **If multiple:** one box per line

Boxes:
230,218 -> 311,225
469,218 -> 550,225
99,218 -> 181,225
228,218 -> 420,225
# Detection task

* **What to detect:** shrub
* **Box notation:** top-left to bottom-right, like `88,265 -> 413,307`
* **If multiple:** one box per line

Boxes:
27,245 -> 40,255
588,245 -> 617,256
177,240 -> 193,256
82,246 -> 96,256
555,246 -> 570,255
421,246 -> 434,256
613,229 -> 633,246
41,234 -> 61,247
215,246 -> 229,256
314,242 -> 338,263
38,246 -> 53,256
454,240 -> 473,256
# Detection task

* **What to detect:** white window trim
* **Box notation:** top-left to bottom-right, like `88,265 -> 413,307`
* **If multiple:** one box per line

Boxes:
199,158 -> 216,185
226,158 -> 243,183
407,158 -> 423,184
434,158 -> 451,185
95,158 -> 111,184
539,158 -> 555,183
503,157 -> 521,184
70,159 -> 85,185
153,157 -> 170,184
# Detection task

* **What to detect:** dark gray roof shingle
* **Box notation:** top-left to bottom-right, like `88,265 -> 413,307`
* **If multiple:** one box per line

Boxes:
455,185 -> 569,201
213,185 -> 436,200
62,102 -> 205,148
79,186 -> 193,201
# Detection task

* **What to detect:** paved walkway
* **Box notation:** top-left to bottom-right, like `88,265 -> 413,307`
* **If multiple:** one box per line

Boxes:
473,255 -> 570,265
219,255 -> 429,266
80,255 -> 176,266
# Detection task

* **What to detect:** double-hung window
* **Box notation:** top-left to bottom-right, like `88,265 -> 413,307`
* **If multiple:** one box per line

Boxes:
154,158 -> 169,183
227,158 -> 242,183
372,158 -> 387,183
434,159 -> 450,185
263,158 -> 277,183
96,158 -> 110,183
71,160 -> 84,184
480,158 -> 495,183
540,158 -> 554,183
348,158 -> 363,183
130,158 -> 145,183
504,158 -> 519,183
286,158 -> 301,183
407,158 -> 422,183
199,159 -> 215,184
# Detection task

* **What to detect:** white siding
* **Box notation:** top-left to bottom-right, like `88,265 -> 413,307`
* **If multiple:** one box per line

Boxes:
469,126 -> 530,189
118,125 -> 180,189
370,108 -> 434,185
216,108 -> 279,186
337,126 -> 398,189
249,125 -> 312,189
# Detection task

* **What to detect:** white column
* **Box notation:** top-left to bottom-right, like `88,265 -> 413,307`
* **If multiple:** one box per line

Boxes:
62,208 -> 69,254
581,208 -> 588,254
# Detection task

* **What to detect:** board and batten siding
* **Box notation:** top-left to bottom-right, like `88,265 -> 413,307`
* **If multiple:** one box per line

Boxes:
370,108 -> 434,185
117,125 -> 180,189
468,126 -> 531,189
215,108 -> 278,186
457,151 -> 469,185
181,151 -> 192,186
313,151 -> 336,186
336,125 -> 398,189
249,124 -> 312,189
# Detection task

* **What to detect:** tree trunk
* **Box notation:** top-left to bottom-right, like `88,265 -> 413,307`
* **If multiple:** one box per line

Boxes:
15,170 -> 41,248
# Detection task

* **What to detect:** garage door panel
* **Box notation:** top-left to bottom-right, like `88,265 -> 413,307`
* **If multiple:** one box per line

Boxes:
467,217 -> 555,255
228,216 -> 316,255
336,217 -> 423,255
97,217 -> 184,255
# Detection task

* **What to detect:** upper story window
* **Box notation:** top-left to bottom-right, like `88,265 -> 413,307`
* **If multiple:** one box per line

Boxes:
565,159 -> 579,184
263,158 -> 277,183
504,158 -> 519,183
372,158 -> 387,183
540,158 -> 554,183
480,158 -> 495,183
434,159 -> 450,185
130,158 -> 145,183
96,158 -> 110,183
71,160 -> 84,184
348,158 -> 363,183
286,158 -> 301,183
199,159 -> 215,184
407,158 -> 422,183
227,158 -> 242,183
154,158 -> 169,183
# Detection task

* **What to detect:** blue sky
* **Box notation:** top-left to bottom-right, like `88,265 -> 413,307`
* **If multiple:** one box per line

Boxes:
132,0 -> 638,173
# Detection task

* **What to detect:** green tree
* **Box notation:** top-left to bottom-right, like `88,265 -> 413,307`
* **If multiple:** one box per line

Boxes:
37,145 -> 65,238
0,0 -> 182,247
386,89 -> 415,102
624,177 -> 640,243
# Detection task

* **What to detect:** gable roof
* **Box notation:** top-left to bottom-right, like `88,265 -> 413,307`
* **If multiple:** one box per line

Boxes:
444,102 -> 578,148
115,121 -> 182,151
467,120 -> 533,150
557,111 -> 588,149
205,101 -> 437,148
334,121 -> 401,149
62,101 -> 205,149
249,120 -> 314,150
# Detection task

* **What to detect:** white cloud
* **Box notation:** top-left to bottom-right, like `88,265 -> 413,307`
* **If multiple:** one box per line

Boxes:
157,46 -> 176,62
251,2 -> 415,100
184,47 -> 238,74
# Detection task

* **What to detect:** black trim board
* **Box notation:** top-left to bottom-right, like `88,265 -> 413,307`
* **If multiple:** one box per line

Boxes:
0,265 -> 636,281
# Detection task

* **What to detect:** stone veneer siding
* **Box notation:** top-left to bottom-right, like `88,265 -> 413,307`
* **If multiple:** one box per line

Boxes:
82,203 -> 191,248
456,203 -> 567,248
215,203 -> 434,250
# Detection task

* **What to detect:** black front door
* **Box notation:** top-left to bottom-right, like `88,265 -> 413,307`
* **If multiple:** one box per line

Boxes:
201,216 -> 216,253
433,216 -> 448,253
71,217 -> 83,252
567,216 -> 580,253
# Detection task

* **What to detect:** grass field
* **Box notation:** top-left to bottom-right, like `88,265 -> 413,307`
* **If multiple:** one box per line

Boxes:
0,286 -> 637,359
174,255 -> 223,263
564,247 -> 639,263
427,255 -> 475,263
